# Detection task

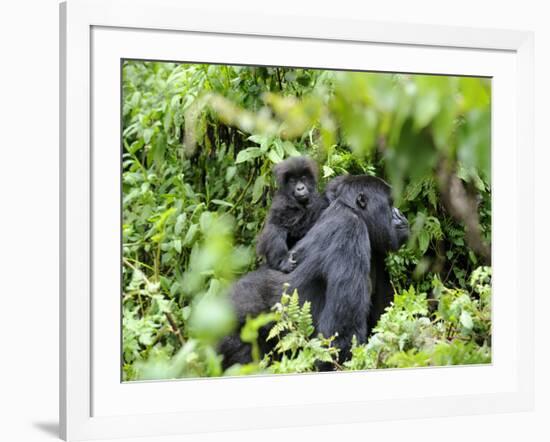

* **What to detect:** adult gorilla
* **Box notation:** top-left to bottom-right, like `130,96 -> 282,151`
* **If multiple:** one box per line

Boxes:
219,175 -> 409,369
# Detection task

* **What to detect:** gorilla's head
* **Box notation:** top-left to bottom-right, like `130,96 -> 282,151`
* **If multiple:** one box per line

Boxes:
325,175 -> 409,253
273,156 -> 319,205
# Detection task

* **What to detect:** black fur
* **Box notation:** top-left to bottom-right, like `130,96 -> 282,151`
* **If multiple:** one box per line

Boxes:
367,206 -> 409,334
256,156 -> 328,272
220,175 -> 409,370
324,175 -> 409,335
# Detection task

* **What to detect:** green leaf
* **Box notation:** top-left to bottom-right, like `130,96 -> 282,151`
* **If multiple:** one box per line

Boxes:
189,296 -> 236,343
460,310 -> 474,330
128,139 -> 144,154
225,166 -> 237,182
181,305 -> 192,321
272,139 -> 285,158
199,211 -> 214,233
143,128 -> 154,144
267,149 -> 283,164
174,213 -> 187,235
211,199 -> 234,208
281,141 -> 301,157
414,91 -> 439,131
241,313 -> 277,343
418,230 -> 430,254
247,134 -> 264,145
235,147 -> 263,163
183,224 -> 199,246
322,165 -> 335,178
252,175 -> 266,203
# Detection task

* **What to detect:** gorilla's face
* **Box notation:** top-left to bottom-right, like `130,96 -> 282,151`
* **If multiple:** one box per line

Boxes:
326,175 -> 410,253
274,157 -> 319,206
286,173 -> 315,204
392,207 -> 410,249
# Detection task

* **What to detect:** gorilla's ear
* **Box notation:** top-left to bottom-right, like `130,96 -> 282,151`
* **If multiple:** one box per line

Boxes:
356,192 -> 368,209
325,175 -> 348,202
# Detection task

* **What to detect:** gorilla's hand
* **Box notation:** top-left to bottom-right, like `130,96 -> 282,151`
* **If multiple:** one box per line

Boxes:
278,251 -> 297,273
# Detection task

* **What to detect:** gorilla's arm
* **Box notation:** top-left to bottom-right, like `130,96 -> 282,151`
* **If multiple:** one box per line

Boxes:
256,221 -> 291,271
318,265 -> 370,361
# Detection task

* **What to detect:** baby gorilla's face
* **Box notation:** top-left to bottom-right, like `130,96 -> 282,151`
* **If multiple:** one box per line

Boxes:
286,172 -> 314,204
273,156 -> 319,206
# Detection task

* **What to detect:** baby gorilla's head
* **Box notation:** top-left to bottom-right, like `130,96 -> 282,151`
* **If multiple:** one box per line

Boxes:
273,156 -> 319,205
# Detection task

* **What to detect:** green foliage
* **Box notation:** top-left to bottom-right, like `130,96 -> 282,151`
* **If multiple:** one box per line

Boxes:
222,289 -> 339,376
123,215 -> 250,380
344,267 -> 492,370
260,288 -> 339,373
122,61 -> 492,379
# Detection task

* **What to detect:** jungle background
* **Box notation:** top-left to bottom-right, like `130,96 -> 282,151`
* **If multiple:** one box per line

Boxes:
121,61 -> 492,381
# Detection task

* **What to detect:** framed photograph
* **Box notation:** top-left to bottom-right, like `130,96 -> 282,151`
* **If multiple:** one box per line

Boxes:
60,0 -> 534,440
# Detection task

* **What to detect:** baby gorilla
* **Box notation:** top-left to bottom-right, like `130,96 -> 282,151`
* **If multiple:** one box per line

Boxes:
256,156 -> 327,272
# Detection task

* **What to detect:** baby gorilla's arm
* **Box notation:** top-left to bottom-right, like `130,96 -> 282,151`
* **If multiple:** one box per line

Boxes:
256,221 -> 290,271
281,234 -> 312,273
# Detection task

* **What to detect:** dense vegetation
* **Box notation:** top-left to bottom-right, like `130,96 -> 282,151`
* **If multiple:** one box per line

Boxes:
122,61 -> 492,380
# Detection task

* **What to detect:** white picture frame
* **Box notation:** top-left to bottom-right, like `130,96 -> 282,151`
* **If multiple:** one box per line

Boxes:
60,0 -> 534,440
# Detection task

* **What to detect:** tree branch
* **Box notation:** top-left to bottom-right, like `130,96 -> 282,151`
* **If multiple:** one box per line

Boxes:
437,159 -> 491,264
165,312 -> 185,347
